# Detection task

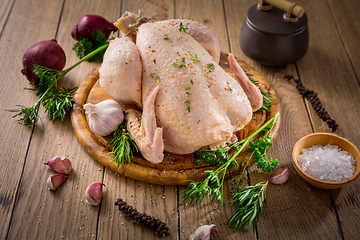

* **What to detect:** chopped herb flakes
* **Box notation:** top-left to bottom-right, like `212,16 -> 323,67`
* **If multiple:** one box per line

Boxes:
148,72 -> 160,82
179,58 -> 186,68
179,22 -> 188,33
190,53 -> 200,62
207,63 -> 215,72
228,86 -> 233,93
164,35 -> 169,40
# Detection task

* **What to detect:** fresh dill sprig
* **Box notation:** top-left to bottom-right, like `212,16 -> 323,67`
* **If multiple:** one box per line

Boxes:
107,117 -> 138,167
227,181 -> 268,232
42,86 -> 77,121
73,30 -> 109,62
181,112 -> 279,208
10,44 -> 109,125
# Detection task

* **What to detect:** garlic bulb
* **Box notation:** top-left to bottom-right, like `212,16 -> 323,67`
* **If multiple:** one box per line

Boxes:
83,99 -> 124,136
189,224 -> 216,240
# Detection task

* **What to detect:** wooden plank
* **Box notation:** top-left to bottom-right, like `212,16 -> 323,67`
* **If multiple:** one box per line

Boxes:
97,1 -> 179,239
0,0 -> 64,239
296,0 -> 360,239
224,0 -> 342,239
0,0 -> 14,34
6,0 -> 121,239
328,0 -> 360,81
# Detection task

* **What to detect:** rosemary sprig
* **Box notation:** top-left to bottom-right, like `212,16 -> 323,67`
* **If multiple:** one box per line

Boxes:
107,117 -> 138,167
11,44 -> 109,125
227,181 -> 268,232
244,69 -> 273,113
181,112 -> 279,208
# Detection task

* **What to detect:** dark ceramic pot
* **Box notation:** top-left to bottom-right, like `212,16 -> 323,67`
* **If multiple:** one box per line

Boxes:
239,4 -> 309,67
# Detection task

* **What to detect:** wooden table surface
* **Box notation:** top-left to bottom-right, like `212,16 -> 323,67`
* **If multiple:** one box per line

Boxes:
1,0 -> 359,239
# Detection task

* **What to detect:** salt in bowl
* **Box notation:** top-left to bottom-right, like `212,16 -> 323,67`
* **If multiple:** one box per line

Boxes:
292,133 -> 360,189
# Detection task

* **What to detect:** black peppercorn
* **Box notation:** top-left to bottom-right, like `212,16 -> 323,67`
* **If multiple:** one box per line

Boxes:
115,198 -> 170,237
285,74 -> 338,132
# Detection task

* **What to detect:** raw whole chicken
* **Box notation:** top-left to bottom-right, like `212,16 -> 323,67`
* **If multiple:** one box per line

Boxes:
99,12 -> 262,164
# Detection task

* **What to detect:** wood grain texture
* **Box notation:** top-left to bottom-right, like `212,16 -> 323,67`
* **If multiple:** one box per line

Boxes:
1,0 -> 359,239
0,0 -> 14,34
224,0 -> 342,239
296,0 -> 360,239
328,0 -> 360,82
6,0 -> 121,239
0,0 -> 64,239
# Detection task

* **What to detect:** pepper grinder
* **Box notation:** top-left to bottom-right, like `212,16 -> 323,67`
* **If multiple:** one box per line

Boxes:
239,0 -> 309,67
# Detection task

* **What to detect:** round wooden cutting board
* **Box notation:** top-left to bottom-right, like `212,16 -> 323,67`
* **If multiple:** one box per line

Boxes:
71,53 -> 280,185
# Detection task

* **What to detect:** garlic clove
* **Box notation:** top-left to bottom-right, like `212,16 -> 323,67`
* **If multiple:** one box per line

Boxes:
83,99 -> 124,136
189,224 -> 216,240
47,174 -> 68,190
44,156 -> 72,174
85,183 -> 106,206
270,165 -> 289,184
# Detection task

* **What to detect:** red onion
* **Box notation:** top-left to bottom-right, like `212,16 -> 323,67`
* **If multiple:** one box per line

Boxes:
21,39 -> 66,82
71,15 -> 117,41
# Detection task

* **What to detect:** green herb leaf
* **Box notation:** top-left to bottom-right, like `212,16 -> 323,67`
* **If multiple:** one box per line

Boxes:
190,53 -> 200,63
107,117 -> 138,167
179,58 -> 186,68
181,113 -> 279,210
42,86 -> 77,121
207,63 -> 215,72
179,22 -> 188,33
155,75 -> 161,82
11,44 -> 109,125
148,72 -> 155,78
227,181 -> 269,232
73,30 -> 109,62
164,35 -> 169,40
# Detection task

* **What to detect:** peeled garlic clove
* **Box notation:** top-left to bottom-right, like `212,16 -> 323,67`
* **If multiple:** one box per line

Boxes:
83,99 -> 124,136
44,156 -> 72,174
270,165 -> 289,184
189,224 -> 216,240
47,174 -> 68,190
85,183 -> 106,206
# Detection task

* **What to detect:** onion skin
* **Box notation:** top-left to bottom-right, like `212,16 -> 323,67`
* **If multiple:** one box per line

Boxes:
71,15 -> 117,41
21,39 -> 66,82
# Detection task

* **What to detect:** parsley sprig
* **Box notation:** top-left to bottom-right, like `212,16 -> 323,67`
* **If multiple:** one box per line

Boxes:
181,112 -> 279,208
73,30 -> 109,62
107,116 -> 138,167
11,44 -> 109,125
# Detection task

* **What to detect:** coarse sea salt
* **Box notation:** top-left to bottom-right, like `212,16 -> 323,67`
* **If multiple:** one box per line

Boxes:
298,144 -> 356,182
